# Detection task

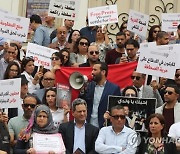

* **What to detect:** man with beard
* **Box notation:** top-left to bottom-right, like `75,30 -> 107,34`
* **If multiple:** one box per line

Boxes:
8,94 -> 39,148
79,62 -> 121,128
156,84 -> 180,132
79,45 -> 99,67
105,32 -> 126,64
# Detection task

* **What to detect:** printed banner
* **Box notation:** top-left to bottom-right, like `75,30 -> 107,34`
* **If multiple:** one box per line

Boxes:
161,13 -> 180,32
0,78 -> 21,109
88,5 -> 118,26
26,43 -> 57,69
127,10 -> 149,38
137,44 -> 178,79
0,12 -> 30,42
48,0 -> 80,20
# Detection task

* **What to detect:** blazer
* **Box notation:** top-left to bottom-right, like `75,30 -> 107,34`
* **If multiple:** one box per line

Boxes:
58,121 -> 99,154
80,80 -> 121,128
142,86 -> 163,108
137,136 -> 177,154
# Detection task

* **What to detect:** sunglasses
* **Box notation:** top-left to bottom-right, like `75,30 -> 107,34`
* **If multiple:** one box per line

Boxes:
164,90 -> 174,95
125,93 -> 136,97
79,42 -> 89,46
23,104 -> 36,108
111,115 -> 126,120
131,76 -> 141,80
153,30 -> 160,33
175,74 -> 180,78
89,51 -> 99,55
7,51 -> 15,54
51,57 -> 60,60
126,48 -> 134,51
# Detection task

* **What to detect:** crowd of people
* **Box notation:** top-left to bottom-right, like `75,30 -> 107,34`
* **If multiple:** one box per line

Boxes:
1,11 -> 180,154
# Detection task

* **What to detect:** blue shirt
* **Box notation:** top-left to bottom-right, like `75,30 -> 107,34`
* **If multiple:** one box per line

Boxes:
95,126 -> 137,154
73,122 -> 86,153
32,25 -> 50,47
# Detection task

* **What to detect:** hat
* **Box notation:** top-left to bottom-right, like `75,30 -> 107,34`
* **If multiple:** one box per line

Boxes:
14,74 -> 28,85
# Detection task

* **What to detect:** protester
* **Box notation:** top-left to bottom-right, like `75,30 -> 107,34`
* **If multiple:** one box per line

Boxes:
59,48 -> 72,66
42,87 -> 70,128
50,52 -> 64,73
138,113 -> 177,154
14,104 -> 64,154
147,25 -> 161,42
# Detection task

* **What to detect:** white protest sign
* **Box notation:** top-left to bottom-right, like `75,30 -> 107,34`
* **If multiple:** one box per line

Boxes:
26,43 -> 57,69
0,78 -> 21,109
88,5 -> 118,27
137,44 -> 178,79
33,133 -> 66,153
0,12 -> 30,42
162,13 -> 180,32
48,0 -> 80,20
127,10 -> 149,38
137,42 -> 156,56
0,8 -> 12,14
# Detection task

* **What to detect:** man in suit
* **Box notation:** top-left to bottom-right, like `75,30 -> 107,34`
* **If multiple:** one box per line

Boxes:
131,70 -> 163,107
80,62 -> 121,128
58,98 -> 99,154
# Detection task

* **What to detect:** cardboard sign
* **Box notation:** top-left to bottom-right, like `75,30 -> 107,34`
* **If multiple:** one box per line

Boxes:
48,0 -> 80,20
88,5 -> 118,26
0,12 -> 29,42
137,44 -> 178,79
162,13 -> 180,32
26,43 -> 57,69
0,78 -> 21,109
127,10 -> 149,38
33,133 -> 66,153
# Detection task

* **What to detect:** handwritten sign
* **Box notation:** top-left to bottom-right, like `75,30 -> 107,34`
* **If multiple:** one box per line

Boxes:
88,5 -> 118,27
161,13 -> 180,32
0,12 -> 29,42
0,78 -> 21,109
26,43 -> 57,69
108,95 -> 156,119
127,10 -> 149,38
48,0 -> 80,20
137,44 -> 178,79
33,133 -> 66,153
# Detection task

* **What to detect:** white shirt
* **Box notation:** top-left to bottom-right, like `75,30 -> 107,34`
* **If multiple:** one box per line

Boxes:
168,122 -> 180,142
95,126 -> 137,154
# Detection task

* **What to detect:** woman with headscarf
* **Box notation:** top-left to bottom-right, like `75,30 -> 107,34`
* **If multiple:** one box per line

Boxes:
14,104 -> 65,154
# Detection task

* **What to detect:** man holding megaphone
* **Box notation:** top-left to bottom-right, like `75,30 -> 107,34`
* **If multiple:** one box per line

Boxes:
79,61 -> 121,128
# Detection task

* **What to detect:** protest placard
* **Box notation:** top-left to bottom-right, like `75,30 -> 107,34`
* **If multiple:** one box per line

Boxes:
161,13 -> 180,32
48,0 -> 80,20
0,78 -> 21,109
137,44 -> 178,79
88,5 -> 118,27
0,12 -> 29,42
26,43 -> 57,69
127,10 -> 149,38
56,83 -> 71,108
33,133 -> 66,153
108,95 -> 156,130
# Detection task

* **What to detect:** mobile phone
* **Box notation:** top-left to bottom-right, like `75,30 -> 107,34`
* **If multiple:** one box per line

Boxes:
39,65 -> 44,73
122,53 -> 126,57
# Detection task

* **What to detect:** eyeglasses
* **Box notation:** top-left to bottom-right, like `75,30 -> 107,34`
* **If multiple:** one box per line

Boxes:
63,55 -> 68,58
23,104 -> 36,108
131,76 -> 141,80
164,90 -> 174,95
43,78 -> 55,81
51,57 -> 60,61
10,69 -> 18,73
153,30 -> 160,33
125,93 -> 136,97
79,42 -> 89,46
111,115 -> 126,120
89,51 -> 99,55
175,74 -> 180,78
